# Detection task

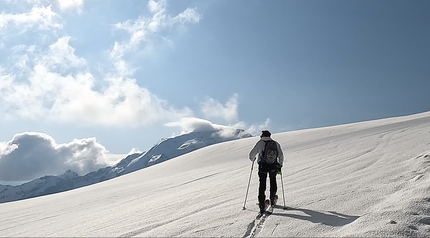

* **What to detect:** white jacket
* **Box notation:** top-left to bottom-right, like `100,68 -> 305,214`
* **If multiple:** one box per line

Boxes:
249,136 -> 284,165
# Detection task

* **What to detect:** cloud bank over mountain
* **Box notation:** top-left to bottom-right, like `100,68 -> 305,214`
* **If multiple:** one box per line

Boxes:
0,119 -> 253,184
0,132 -> 111,182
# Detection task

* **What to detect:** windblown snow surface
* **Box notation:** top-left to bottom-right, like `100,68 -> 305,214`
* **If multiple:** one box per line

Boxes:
1,112 -> 430,237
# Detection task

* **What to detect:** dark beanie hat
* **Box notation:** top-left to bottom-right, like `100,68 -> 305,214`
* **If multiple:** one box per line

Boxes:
261,130 -> 271,137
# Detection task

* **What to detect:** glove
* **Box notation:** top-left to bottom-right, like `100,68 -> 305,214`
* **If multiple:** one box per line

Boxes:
275,163 -> 282,174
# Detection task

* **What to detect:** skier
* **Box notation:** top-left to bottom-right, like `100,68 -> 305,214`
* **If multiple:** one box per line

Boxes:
249,130 -> 284,214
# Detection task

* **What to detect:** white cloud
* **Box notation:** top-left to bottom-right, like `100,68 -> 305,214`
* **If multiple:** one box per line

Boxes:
0,5 -> 62,32
196,93 -> 271,136
57,0 -> 84,11
148,0 -> 166,14
0,38 -> 193,126
0,132 -> 110,181
245,118 -> 272,135
200,94 -> 239,122
110,0 -> 201,61
173,8 -> 201,24
3,0 -> 85,12
165,117 -> 222,133
38,36 -> 86,70
164,117 -> 253,140
0,0 -> 200,127
0,68 -> 14,89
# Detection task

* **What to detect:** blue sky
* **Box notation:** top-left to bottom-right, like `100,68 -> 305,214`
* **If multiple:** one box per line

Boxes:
0,0 -> 429,182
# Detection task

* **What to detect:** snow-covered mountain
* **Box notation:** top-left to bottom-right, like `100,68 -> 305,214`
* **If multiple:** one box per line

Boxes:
0,128 -> 252,203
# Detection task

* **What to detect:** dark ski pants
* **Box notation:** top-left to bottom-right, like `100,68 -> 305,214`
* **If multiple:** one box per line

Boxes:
258,170 -> 277,210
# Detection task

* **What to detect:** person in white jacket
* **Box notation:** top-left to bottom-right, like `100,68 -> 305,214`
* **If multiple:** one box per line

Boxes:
249,130 -> 284,214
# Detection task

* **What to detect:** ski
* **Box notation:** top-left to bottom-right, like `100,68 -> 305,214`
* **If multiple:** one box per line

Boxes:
265,206 -> 274,215
265,195 -> 278,215
256,199 -> 270,219
256,194 -> 279,218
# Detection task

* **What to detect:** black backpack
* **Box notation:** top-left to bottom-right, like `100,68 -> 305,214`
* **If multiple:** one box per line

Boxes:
261,140 -> 278,164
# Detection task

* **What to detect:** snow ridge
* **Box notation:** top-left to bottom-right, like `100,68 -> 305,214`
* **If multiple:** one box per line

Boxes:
0,128 -> 251,203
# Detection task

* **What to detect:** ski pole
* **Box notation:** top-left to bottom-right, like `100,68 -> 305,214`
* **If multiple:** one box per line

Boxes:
280,170 -> 286,209
242,160 -> 255,210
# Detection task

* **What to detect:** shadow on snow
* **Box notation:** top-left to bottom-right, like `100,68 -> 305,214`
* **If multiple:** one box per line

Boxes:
273,205 -> 360,226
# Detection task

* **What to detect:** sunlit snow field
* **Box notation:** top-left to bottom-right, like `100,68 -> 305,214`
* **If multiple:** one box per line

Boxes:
1,112 -> 430,237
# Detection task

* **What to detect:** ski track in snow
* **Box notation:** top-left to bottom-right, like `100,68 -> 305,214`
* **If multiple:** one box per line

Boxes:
243,207 -> 274,238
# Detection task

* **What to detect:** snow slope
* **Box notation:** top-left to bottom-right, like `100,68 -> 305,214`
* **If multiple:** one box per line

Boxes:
0,112 -> 429,237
